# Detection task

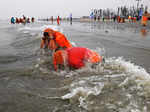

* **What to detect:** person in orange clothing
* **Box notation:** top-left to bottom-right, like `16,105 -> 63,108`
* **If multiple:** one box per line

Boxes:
40,28 -> 72,51
141,11 -> 148,26
117,16 -> 121,23
53,47 -> 102,71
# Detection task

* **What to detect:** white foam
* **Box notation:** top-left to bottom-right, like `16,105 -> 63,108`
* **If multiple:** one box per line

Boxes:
23,31 -> 30,34
62,84 -> 104,100
60,57 -> 150,111
61,76 -> 104,99
106,57 -> 150,97
61,76 -> 104,111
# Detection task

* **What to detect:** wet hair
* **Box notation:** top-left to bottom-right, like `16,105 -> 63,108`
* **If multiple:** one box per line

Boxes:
43,32 -> 49,37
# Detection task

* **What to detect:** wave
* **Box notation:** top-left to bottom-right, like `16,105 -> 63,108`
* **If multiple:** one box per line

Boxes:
61,57 -> 150,111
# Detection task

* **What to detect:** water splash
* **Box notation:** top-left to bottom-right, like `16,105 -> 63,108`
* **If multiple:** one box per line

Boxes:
60,57 -> 150,111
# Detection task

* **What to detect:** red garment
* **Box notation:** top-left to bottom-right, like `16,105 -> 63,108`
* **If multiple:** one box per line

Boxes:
53,50 -> 66,70
142,16 -> 148,21
141,16 -> 148,26
53,47 -> 102,71
67,47 -> 102,69
57,16 -> 60,25
67,47 -> 87,69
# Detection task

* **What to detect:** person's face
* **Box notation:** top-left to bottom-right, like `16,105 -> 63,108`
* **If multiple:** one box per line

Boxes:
44,35 -> 49,39
43,32 -> 49,39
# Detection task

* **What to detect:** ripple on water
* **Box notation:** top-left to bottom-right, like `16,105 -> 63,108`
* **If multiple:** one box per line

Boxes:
0,55 -> 20,64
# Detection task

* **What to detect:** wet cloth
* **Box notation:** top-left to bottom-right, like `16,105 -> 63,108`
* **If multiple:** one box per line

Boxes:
42,28 -> 72,50
53,47 -> 102,71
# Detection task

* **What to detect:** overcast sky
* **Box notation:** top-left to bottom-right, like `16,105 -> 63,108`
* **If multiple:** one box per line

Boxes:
0,0 -> 149,19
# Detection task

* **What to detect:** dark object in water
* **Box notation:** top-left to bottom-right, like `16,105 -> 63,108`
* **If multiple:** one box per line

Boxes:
105,30 -> 109,33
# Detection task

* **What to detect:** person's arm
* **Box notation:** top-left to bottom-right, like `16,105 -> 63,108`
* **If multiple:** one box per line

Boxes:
53,53 -> 58,71
48,39 -> 57,50
40,39 -> 44,48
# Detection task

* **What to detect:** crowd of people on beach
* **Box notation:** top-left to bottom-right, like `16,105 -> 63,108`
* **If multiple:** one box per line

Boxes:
38,16 -> 61,25
90,5 -> 150,26
90,11 -> 150,25
11,15 -> 35,24
39,14 -> 73,25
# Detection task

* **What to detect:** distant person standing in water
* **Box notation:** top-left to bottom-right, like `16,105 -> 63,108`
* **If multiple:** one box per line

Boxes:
141,11 -> 149,26
69,13 -> 72,25
23,15 -> 26,22
22,15 -> 27,25
16,18 -> 19,24
51,16 -> 53,24
57,16 -> 60,25
31,17 -> 35,23
27,18 -> 30,23
113,15 -> 117,22
90,12 -> 94,20
19,18 -> 23,23
11,17 -> 15,24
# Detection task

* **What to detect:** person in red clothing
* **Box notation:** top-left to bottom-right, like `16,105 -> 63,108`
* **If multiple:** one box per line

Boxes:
40,28 -> 72,51
16,18 -> 19,24
53,47 -> 102,71
141,11 -> 149,26
57,16 -> 60,25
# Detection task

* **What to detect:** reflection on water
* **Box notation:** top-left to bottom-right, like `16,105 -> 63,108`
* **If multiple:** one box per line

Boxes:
89,21 -> 150,37
140,28 -> 147,37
